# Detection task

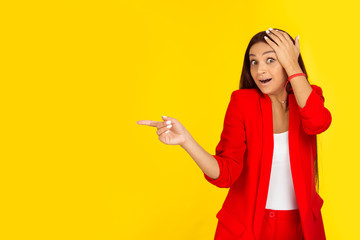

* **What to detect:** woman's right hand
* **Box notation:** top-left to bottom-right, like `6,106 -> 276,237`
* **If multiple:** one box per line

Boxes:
136,116 -> 191,146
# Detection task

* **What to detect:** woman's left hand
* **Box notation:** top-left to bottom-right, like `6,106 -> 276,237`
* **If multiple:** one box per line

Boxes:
264,28 -> 300,71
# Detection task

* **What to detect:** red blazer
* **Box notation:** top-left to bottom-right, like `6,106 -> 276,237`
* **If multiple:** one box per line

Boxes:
204,85 -> 332,240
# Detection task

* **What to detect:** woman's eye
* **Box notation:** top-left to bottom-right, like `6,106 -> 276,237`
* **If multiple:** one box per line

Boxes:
267,58 -> 275,63
251,60 -> 256,65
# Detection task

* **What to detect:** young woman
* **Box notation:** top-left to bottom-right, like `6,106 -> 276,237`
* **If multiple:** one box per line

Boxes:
137,28 -> 332,240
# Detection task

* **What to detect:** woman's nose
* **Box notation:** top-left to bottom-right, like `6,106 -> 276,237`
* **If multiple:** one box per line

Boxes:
257,62 -> 267,73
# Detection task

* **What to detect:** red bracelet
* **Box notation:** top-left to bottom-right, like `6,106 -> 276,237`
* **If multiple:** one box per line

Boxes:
280,73 -> 306,104
288,73 -> 306,81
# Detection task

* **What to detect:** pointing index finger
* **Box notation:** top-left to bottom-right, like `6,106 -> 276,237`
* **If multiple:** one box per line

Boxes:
136,120 -> 161,127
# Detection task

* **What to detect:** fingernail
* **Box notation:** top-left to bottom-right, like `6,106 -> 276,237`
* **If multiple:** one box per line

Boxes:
165,130 -> 170,134
264,36 -> 268,40
297,35 -> 300,40
269,27 -> 273,30
266,30 -> 270,34
166,120 -> 171,124
162,115 -> 167,118
167,124 -> 172,128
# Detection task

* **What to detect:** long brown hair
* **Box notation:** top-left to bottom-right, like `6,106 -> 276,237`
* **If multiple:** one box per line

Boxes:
239,28 -> 320,192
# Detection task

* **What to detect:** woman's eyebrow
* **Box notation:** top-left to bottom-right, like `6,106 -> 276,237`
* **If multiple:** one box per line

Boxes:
249,50 -> 275,57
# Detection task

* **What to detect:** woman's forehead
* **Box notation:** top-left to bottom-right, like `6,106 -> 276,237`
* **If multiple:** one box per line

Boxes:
249,42 -> 274,56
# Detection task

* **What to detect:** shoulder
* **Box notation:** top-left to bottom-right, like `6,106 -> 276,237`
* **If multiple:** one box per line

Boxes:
230,88 -> 260,101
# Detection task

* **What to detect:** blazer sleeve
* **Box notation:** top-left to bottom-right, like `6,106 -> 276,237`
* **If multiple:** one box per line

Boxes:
298,84 -> 332,135
204,90 -> 247,188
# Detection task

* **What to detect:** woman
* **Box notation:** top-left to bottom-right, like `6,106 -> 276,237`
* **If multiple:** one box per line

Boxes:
137,28 -> 332,240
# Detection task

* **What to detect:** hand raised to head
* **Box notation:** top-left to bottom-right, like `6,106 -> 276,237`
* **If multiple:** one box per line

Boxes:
264,28 -> 300,71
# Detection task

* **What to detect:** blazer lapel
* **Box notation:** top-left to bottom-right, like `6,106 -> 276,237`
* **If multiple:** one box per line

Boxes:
253,93 -> 274,240
288,93 -> 306,222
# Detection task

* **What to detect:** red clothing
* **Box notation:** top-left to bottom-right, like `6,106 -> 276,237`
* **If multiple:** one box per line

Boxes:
204,85 -> 332,240
260,209 -> 304,240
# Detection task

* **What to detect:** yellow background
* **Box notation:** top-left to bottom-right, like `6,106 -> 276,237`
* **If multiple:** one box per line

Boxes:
1,0 -> 358,239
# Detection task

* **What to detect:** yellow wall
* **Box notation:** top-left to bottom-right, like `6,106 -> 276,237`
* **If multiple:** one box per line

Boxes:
1,0 -> 358,239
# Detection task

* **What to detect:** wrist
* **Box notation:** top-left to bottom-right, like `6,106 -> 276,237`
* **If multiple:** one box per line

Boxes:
284,62 -> 303,76
180,132 -> 195,149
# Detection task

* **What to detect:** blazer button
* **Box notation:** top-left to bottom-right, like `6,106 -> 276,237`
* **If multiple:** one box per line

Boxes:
269,211 -> 275,218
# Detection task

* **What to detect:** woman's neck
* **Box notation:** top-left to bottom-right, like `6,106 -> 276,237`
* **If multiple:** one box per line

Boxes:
269,93 -> 289,112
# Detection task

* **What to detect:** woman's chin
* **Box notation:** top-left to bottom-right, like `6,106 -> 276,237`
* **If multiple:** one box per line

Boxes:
258,86 -> 272,95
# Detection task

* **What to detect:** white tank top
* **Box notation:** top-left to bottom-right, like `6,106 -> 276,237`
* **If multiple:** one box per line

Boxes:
265,131 -> 299,210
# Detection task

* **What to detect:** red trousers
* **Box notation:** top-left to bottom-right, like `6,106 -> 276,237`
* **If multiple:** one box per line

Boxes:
260,209 -> 304,240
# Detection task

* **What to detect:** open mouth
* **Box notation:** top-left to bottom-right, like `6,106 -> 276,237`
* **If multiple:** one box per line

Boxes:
260,78 -> 272,84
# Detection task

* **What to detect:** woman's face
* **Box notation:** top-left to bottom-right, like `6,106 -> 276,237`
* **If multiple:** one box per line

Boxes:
249,42 -> 288,96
